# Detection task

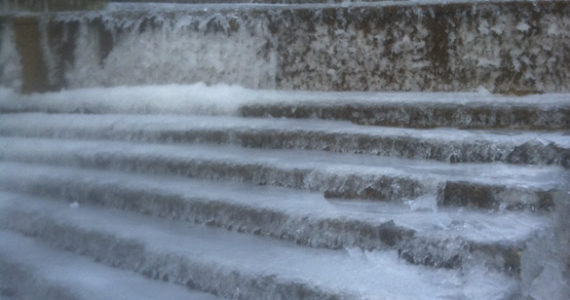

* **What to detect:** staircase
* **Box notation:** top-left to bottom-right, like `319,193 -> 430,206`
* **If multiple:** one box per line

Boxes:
1,1 -> 570,300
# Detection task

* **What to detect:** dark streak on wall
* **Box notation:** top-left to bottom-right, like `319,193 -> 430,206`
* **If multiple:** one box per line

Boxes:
13,17 -> 50,94
46,20 -> 79,88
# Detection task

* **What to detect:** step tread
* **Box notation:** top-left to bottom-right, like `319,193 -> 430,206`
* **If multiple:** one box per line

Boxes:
0,162 -> 549,246
1,113 -> 569,147
1,86 -> 568,115
0,136 -> 565,190
0,191 -> 518,300
0,230 -> 221,300
3,113 -> 568,168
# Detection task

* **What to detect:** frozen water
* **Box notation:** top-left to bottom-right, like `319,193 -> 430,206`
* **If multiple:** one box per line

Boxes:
0,161 -> 550,246
1,84 -> 569,115
1,113 -> 568,148
520,191 -> 570,300
0,88 -> 567,299
0,230 -> 224,300
0,136 -> 565,190
0,1 -> 568,296
0,191 -> 520,300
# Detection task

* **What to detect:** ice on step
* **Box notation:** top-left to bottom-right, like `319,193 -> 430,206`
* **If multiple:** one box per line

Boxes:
0,136 -> 565,190
1,113 -> 569,147
1,84 -> 569,115
0,192 -> 520,300
0,230 -> 222,300
0,162 -> 551,246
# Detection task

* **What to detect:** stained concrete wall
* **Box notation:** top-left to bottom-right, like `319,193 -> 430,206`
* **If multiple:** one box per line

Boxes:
2,1 -> 108,93
272,1 -> 570,93
2,1 -> 570,93
12,17 -> 49,93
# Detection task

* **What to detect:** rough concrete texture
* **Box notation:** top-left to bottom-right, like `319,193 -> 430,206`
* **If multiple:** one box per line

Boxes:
272,1 -> 570,93
239,102 -> 570,130
2,1 -> 570,93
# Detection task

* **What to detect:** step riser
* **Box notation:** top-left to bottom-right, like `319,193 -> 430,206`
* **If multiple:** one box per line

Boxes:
442,182 -> 555,211
398,237 -> 523,276
2,126 -> 568,167
0,258 -> 80,300
240,104 -> 570,131
0,200 -> 526,283
0,211 -> 347,300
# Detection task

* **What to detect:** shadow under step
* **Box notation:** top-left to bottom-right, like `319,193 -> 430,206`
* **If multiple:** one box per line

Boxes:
0,162 -> 551,274
0,230 -> 220,300
0,192 -> 520,300
1,113 -> 568,167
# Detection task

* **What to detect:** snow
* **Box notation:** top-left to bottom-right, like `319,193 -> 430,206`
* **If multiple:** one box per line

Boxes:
516,21 -> 531,32
0,84 -> 252,115
547,24 -> 560,36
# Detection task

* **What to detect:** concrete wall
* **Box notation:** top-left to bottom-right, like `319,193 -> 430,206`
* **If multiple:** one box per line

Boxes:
2,1 -> 570,93
3,0 -> 108,12
272,1 -> 570,93
12,17 -> 49,93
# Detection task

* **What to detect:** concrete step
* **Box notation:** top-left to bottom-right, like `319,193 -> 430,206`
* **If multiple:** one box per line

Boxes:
0,137 -> 565,210
0,191 -> 521,300
2,87 -> 569,129
0,162 -> 551,273
0,230 -> 220,300
240,99 -> 570,130
1,113 -> 568,167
